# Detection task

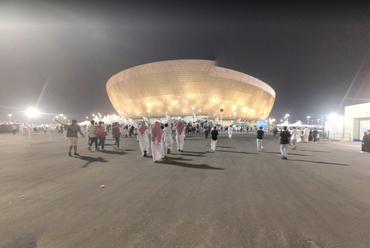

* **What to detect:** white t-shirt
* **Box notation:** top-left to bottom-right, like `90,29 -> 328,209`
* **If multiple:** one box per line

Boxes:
88,125 -> 96,138
290,130 -> 299,140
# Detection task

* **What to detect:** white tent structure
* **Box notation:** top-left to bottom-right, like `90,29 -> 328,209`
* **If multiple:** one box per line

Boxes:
93,116 -> 101,123
78,120 -> 90,126
290,120 -> 307,127
277,121 -> 292,127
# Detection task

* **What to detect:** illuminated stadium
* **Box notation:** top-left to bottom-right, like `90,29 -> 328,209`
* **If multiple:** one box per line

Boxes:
106,60 -> 275,121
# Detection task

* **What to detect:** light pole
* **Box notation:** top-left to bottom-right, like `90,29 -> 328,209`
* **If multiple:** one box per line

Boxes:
147,110 -> 150,119
192,107 -> 195,122
220,109 -> 223,127
285,114 -> 289,122
233,112 -> 236,119
8,114 -> 12,123
307,116 -> 310,126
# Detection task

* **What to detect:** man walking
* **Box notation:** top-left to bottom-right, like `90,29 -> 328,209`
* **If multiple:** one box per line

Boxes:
256,126 -> 264,152
211,126 -> 218,151
203,121 -> 210,140
279,126 -> 291,160
88,120 -> 98,151
54,119 -> 84,156
96,121 -> 106,151
112,122 -> 122,149
290,127 -> 299,149
313,128 -> 319,143
163,123 -> 173,154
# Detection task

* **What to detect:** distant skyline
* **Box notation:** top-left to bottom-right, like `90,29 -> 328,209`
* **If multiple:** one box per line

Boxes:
1,1 -> 370,124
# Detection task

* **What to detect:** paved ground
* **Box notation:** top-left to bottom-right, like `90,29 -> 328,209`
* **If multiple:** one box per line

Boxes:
1,131 -> 370,248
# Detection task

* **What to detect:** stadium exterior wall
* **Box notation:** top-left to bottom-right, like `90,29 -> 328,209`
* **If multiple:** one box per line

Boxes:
106,59 -> 275,121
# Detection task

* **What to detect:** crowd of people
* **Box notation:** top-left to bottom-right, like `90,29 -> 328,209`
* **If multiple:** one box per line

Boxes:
52,117 -> 370,162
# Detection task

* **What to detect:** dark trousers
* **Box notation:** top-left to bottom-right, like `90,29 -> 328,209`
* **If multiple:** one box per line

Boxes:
204,130 -> 209,139
89,137 -> 98,149
115,137 -> 120,148
99,138 -> 105,149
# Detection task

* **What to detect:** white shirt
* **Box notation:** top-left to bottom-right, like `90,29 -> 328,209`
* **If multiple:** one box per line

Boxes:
88,125 -> 96,138
290,129 -> 299,140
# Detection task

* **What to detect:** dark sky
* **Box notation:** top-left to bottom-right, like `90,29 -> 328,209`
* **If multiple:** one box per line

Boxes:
1,1 -> 370,124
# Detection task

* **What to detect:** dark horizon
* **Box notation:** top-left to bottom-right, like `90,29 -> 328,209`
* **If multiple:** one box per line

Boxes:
1,1 -> 370,124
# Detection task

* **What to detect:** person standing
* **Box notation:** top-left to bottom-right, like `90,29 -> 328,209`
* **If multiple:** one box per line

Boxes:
361,131 -> 370,153
112,122 -> 122,149
12,124 -> 17,135
151,122 -> 165,162
54,119 -> 85,156
96,122 -> 106,151
163,123 -> 173,154
256,126 -> 264,152
88,120 -> 98,151
175,121 -> 185,152
279,126 -> 291,160
210,126 -> 218,151
313,128 -> 318,143
203,121 -> 210,140
303,127 -> 310,142
228,125 -> 233,140
273,127 -> 278,137
137,122 -> 150,157
290,127 -> 299,149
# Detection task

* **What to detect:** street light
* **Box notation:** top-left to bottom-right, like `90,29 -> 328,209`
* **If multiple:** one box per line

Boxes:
147,110 -> 150,118
26,108 -> 40,118
8,114 -> 12,123
192,107 -> 195,122
220,109 -> 223,127
307,116 -> 310,125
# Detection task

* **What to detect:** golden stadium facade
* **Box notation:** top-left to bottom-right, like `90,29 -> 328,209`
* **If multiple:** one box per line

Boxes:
106,60 -> 275,120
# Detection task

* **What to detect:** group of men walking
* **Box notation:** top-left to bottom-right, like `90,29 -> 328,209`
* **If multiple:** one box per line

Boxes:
53,117 -> 328,162
136,121 -> 186,162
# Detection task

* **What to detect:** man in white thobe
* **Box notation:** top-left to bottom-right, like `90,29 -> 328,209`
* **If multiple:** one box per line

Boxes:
137,122 -> 150,157
150,122 -> 165,162
163,123 -> 173,154
304,127 -> 310,142
175,121 -> 185,152
228,125 -> 233,140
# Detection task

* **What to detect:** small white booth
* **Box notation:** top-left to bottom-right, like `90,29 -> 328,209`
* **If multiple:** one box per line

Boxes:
344,102 -> 370,141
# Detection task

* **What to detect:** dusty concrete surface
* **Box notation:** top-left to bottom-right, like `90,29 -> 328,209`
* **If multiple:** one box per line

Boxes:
1,131 -> 370,248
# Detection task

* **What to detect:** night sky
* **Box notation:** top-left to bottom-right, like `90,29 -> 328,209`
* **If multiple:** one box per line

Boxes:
1,1 -> 370,124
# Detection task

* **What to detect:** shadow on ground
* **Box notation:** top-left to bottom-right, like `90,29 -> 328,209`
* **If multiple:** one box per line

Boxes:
297,150 -> 331,153
288,159 -> 349,166
74,156 -> 108,168
179,151 -> 206,155
100,150 -> 127,155
263,152 -> 310,156
214,150 -> 259,155
159,158 -> 224,170
171,153 -> 205,158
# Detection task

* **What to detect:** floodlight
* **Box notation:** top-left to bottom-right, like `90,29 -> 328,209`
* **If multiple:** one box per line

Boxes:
26,108 -> 40,118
